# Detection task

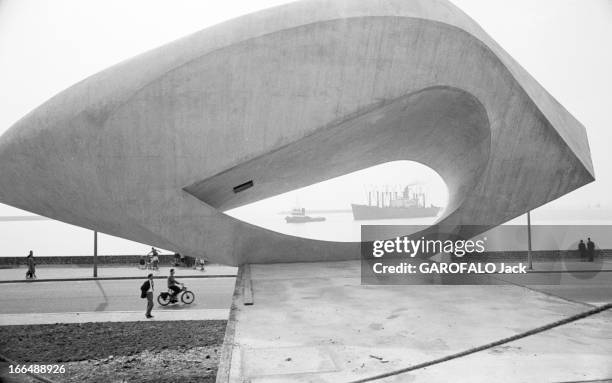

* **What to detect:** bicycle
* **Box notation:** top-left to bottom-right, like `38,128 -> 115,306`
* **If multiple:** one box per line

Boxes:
157,283 -> 195,306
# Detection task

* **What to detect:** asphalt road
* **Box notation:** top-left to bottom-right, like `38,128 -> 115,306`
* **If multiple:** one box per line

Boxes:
1,270 -> 610,316
0,278 -> 236,314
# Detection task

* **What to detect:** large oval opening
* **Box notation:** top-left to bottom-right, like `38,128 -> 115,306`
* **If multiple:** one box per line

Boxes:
225,160 -> 448,242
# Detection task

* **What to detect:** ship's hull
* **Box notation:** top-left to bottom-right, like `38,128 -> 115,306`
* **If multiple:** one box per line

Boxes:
285,216 -> 326,223
351,204 -> 440,220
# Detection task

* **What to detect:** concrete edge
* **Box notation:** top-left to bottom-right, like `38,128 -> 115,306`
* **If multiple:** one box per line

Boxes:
216,265 -> 245,383
0,274 -> 236,284
243,264 -> 254,305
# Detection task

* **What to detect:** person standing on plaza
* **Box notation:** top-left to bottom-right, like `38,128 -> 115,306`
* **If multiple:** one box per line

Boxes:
587,237 -> 596,262
151,253 -> 159,270
141,273 -> 155,318
25,250 -> 36,279
578,239 -> 587,261
147,247 -> 159,269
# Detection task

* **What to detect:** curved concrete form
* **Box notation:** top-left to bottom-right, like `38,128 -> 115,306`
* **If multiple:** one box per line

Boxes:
0,0 -> 594,265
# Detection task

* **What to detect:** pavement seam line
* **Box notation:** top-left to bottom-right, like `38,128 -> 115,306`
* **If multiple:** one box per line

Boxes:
0,309 -> 228,316
347,303 -> 612,383
0,274 -> 236,284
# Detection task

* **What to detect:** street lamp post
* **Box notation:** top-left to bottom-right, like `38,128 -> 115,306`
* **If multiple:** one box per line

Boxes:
527,211 -> 533,270
93,230 -> 98,277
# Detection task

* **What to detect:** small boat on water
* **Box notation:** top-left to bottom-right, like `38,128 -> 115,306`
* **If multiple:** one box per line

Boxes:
285,207 -> 326,223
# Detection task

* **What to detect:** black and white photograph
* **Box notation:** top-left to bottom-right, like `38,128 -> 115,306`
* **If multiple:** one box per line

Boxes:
0,0 -> 611,382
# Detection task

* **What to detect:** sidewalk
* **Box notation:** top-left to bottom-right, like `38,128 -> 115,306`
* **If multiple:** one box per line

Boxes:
0,264 -> 237,283
0,309 -> 230,325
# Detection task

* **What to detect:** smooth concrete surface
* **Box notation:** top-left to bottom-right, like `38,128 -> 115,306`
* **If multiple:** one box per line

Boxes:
0,309 -> 229,326
0,0 -> 594,266
499,269 -> 612,307
0,264 -> 237,282
400,319 -> 612,383
222,261 -> 612,382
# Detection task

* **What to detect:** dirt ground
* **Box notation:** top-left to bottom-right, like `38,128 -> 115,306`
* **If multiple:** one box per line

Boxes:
0,320 -> 226,383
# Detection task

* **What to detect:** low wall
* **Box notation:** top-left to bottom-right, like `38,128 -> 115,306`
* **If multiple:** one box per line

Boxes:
461,249 -> 611,262
0,254 -> 196,266
1,249 -> 609,267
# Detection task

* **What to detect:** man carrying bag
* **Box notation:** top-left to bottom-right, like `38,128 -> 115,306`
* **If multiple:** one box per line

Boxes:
140,273 -> 155,318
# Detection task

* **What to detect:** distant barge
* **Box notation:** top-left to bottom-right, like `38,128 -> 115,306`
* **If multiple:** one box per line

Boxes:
285,208 -> 326,223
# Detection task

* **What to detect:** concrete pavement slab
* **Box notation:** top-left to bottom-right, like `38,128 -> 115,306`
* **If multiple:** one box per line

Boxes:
394,311 -> 612,383
220,261 -> 612,382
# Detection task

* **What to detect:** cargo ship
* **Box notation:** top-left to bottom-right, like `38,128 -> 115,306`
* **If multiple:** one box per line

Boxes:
285,207 -> 326,223
351,185 -> 441,220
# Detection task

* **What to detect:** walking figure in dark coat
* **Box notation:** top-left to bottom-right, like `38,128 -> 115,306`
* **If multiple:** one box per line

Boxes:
141,273 -> 155,318
25,251 -> 36,279
586,237 -> 596,262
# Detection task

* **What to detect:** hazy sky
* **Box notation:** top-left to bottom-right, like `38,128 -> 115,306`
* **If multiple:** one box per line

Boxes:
0,0 -> 611,218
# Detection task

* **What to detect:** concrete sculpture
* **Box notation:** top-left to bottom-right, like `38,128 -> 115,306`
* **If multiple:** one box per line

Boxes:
0,0 -> 594,265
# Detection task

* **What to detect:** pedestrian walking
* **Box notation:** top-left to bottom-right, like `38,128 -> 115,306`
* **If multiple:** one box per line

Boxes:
587,237 -> 596,262
25,250 -> 36,279
578,239 -> 586,261
151,253 -> 159,270
146,247 -> 159,269
141,273 -> 155,318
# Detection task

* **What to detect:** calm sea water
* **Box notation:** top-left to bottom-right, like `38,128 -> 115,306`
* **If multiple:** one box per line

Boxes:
240,212 -> 437,242
233,211 -> 612,251
1,210 -> 611,257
